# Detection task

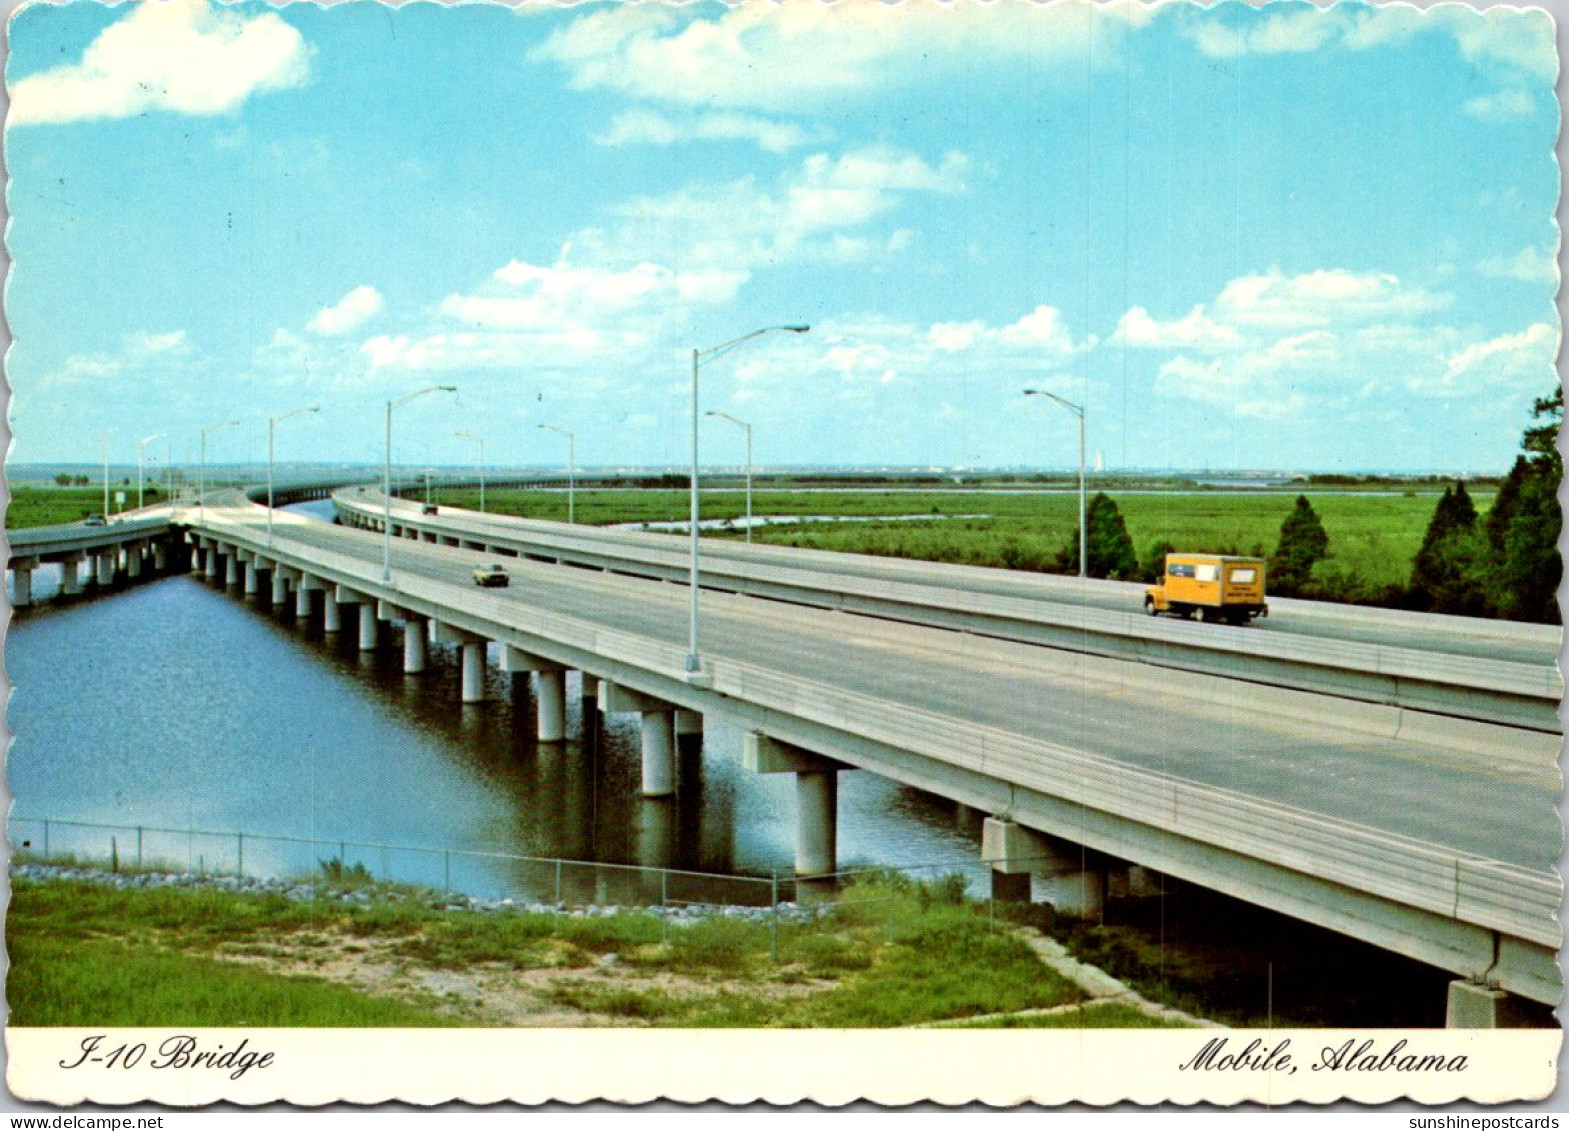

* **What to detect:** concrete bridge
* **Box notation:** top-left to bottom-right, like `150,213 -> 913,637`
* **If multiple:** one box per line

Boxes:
9,488 -> 1562,1025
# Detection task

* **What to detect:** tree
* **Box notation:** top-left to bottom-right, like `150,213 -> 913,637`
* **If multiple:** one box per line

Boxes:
1493,389 -> 1562,623
1270,495 -> 1329,596
1059,493 -> 1139,580
1484,456 -> 1529,551
1408,482 -> 1488,614
53,473 -> 70,486
1140,538 -> 1177,583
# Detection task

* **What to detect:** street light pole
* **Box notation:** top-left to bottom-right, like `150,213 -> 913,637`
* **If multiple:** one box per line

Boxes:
706,411 -> 754,545
456,430 -> 485,513
268,404 -> 320,548
1023,389 -> 1087,580
199,419 -> 238,521
384,386 -> 457,582
688,325 -> 809,673
137,433 -> 163,511
537,425 -> 574,524
98,429 -> 116,519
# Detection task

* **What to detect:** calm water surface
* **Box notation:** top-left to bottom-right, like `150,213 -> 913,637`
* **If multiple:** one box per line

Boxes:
6,503 -> 986,900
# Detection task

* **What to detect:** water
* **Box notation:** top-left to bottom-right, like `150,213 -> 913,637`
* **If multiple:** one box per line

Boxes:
6,501 -> 989,902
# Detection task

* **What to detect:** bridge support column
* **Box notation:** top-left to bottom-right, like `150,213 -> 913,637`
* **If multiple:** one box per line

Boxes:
95,552 -> 115,586
61,555 -> 83,595
501,648 -> 567,740
11,558 -> 36,608
153,542 -> 167,572
243,562 -> 259,595
359,603 -> 379,651
981,818 -> 1105,919
323,594 -> 342,633
744,733 -> 846,877
127,545 -> 144,580
461,642 -> 486,703
271,572 -> 289,606
602,683 -> 681,796
295,583 -> 313,618
225,553 -> 239,587
403,616 -> 428,674
1446,981 -> 1529,1029
203,545 -> 218,580
675,709 -> 703,741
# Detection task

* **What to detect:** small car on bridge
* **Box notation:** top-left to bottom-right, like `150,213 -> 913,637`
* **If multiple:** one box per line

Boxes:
473,564 -> 510,588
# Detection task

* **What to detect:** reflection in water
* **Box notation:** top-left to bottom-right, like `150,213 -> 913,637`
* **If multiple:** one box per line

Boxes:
6,505 -> 989,902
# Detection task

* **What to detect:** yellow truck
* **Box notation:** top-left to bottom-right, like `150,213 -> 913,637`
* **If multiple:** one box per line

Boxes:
1145,553 -> 1268,624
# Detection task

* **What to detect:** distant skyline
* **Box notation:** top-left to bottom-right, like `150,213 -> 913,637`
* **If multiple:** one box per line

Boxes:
5,0 -> 1560,474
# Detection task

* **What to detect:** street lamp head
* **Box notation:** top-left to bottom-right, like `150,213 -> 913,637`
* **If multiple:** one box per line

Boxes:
784,325 -> 810,333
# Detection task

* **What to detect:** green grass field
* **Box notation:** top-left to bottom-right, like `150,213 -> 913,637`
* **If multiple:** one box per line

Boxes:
6,486 -> 167,530
426,485 -> 1477,596
7,873 -> 1183,1029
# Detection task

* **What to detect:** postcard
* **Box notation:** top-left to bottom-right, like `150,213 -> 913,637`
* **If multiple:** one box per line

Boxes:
2,0 -> 1563,1109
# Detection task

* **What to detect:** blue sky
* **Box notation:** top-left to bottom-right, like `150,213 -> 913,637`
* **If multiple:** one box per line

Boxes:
5,0 -> 1560,473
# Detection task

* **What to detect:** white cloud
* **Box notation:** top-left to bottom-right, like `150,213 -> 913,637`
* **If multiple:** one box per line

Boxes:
125,329 -> 192,356
10,0 -> 311,127
1121,267 -> 1563,419
1411,322 -> 1560,397
308,285 -> 385,337
533,0 -> 1151,113
1111,305 -> 1239,350
1462,88 -> 1536,121
1185,5 -> 1554,113
1478,244 -> 1559,285
594,108 -> 818,154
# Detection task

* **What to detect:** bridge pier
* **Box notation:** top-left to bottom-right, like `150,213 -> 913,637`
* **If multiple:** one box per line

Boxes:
243,561 -> 259,595
359,603 -> 379,651
1446,980 -> 1531,1028
225,552 -> 240,587
501,648 -> 567,740
461,642 -> 486,702
127,544 -> 144,580
94,551 -> 115,587
744,733 -> 846,878
981,818 -> 1106,919
271,570 -> 289,607
203,544 -> 218,580
675,709 -> 703,743
403,615 -> 428,674
602,683 -> 680,796
323,593 -> 343,633
61,554 -> 83,595
153,542 -> 168,572
11,557 -> 36,608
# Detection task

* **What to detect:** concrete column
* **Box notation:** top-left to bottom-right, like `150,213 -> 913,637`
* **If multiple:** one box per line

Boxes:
95,552 -> 115,586
639,710 -> 676,797
359,603 -> 379,651
243,562 -> 259,596
461,641 -> 486,703
127,546 -> 144,580
675,710 -> 703,740
295,584 -> 313,618
203,548 -> 218,579
537,668 -> 567,742
981,817 -> 1106,919
271,572 -> 289,606
323,594 -> 342,633
1446,981 -> 1527,1029
743,733 -> 846,876
61,556 -> 82,595
991,870 -> 1032,903
795,769 -> 838,877
225,553 -> 240,586
153,543 -> 168,571
404,617 -> 428,674
12,560 -> 35,608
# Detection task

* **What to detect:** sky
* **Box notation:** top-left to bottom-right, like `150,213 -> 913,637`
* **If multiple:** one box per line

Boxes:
4,0 -> 1561,474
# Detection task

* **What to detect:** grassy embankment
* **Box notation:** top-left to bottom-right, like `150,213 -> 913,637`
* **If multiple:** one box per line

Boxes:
428,486 -> 1478,598
8,872 -> 1189,1029
7,486 -> 166,530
